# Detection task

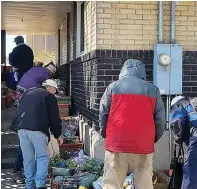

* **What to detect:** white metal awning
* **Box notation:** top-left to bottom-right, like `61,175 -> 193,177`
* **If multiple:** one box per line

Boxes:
1,1 -> 72,35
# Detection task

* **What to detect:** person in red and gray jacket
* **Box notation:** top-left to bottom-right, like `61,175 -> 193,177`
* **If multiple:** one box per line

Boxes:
99,59 -> 166,189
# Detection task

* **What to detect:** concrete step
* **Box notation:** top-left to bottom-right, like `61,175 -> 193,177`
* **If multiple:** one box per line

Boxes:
1,131 -> 18,145
1,144 -> 18,159
1,158 -> 15,170
1,106 -> 16,132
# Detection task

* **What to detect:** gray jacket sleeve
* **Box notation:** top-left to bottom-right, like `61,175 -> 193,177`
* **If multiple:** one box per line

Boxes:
154,88 -> 166,143
99,85 -> 112,138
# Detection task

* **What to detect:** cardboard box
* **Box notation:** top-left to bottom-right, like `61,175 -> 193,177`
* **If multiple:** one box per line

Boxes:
58,104 -> 69,118
153,171 -> 169,189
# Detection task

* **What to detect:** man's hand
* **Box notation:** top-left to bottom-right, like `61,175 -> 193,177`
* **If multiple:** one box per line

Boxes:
57,136 -> 63,146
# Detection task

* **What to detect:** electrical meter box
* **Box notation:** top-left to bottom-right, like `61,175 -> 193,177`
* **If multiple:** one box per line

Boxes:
153,44 -> 183,95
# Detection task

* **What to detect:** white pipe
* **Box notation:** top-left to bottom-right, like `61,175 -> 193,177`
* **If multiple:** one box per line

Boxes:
158,1 -> 164,43
170,1 -> 176,43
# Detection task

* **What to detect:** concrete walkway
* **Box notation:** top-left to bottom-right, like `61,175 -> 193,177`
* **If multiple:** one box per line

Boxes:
1,169 -> 25,189
1,169 -> 50,189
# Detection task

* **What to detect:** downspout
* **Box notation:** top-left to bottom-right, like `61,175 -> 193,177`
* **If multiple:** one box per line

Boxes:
169,1 -> 176,162
170,1 -> 176,43
158,1 -> 164,43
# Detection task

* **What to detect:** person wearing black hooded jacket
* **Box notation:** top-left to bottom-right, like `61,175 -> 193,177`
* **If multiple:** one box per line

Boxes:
9,36 -> 34,81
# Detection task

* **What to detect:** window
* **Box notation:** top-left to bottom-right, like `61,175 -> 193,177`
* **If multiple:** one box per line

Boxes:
76,1 -> 85,57
80,2 -> 84,53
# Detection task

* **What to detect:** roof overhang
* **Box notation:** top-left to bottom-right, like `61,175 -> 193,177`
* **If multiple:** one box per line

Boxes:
1,1 -> 72,35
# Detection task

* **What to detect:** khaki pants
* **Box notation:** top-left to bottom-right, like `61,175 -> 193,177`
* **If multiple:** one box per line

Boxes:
103,150 -> 153,189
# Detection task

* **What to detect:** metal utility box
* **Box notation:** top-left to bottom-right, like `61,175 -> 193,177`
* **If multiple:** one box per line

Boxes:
153,44 -> 183,95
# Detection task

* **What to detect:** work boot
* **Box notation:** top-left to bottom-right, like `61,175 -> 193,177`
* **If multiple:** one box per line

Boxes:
12,170 -> 25,184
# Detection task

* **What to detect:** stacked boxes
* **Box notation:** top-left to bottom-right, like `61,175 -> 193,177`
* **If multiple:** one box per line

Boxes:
56,96 -> 71,118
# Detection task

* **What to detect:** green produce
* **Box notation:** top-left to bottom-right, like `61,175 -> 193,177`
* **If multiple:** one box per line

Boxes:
60,151 -> 71,160
49,154 -> 61,169
79,173 -> 99,188
65,159 -> 78,169
80,159 -> 104,176
52,167 -> 75,176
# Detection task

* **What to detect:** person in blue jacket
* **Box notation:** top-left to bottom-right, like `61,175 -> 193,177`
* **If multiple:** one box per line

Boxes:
170,96 -> 197,189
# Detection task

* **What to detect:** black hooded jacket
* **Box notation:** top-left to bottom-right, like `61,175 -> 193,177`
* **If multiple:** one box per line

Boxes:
9,43 -> 34,72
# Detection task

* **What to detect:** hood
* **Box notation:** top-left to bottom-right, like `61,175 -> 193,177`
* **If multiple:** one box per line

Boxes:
171,96 -> 185,107
119,59 -> 146,80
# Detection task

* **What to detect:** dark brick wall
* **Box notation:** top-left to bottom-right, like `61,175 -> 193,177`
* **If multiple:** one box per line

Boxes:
182,51 -> 197,97
70,49 -> 197,127
56,64 -> 70,96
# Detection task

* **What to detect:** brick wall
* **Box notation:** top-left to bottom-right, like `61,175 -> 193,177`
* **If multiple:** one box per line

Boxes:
66,1 -> 197,125
56,64 -> 70,96
70,53 -> 99,126
60,16 -> 68,65
96,1 -> 197,51
70,49 -> 197,127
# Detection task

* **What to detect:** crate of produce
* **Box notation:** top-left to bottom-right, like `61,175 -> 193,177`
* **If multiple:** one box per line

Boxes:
58,104 -> 69,118
61,117 -> 79,137
50,175 -> 79,189
50,167 -> 79,189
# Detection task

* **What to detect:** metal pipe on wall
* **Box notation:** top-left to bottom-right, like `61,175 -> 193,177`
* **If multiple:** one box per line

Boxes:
170,1 -> 176,43
168,96 -> 172,162
158,1 -> 164,43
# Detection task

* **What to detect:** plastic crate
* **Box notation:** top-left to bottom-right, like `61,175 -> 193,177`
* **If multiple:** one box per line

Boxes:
60,143 -> 83,152
50,173 -> 79,189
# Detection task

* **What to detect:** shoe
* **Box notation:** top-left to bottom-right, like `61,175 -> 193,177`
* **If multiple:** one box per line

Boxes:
12,170 -> 25,184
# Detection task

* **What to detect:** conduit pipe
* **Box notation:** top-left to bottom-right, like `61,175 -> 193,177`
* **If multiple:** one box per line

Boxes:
170,1 -> 176,43
158,1 -> 164,43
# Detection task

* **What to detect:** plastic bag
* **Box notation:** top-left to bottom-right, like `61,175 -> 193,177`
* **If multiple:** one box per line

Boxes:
93,176 -> 102,189
54,176 -> 64,184
48,135 -> 60,158
123,173 -> 134,188
125,185 -> 135,189
93,173 -> 134,189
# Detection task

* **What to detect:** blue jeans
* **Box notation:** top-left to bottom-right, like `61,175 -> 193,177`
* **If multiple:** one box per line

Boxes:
14,138 -> 23,172
18,129 -> 49,189
182,133 -> 197,189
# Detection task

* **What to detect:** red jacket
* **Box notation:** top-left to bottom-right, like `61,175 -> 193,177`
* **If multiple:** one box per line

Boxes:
99,59 -> 166,154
